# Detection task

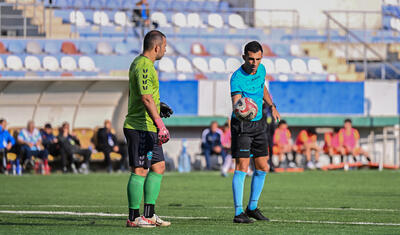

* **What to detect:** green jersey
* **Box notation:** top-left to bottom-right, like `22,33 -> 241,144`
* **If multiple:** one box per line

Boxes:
124,55 -> 160,133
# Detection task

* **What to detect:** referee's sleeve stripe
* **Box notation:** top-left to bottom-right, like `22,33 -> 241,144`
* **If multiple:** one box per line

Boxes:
231,91 -> 242,96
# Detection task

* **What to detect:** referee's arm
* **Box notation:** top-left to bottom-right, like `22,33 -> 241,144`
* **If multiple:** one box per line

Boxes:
263,85 -> 280,122
231,93 -> 242,110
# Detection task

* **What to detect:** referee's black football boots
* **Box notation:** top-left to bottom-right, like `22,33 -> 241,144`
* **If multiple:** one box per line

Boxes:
233,212 -> 253,223
245,207 -> 270,221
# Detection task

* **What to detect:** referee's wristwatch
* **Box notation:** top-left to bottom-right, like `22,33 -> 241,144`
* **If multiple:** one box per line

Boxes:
270,103 -> 277,109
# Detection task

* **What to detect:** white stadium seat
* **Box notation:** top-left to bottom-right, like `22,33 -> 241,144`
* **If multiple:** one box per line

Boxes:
187,13 -> 203,28
159,57 -> 176,73
177,73 -> 188,81
61,56 -> 77,71
165,43 -> 175,56
291,58 -> 308,74
114,11 -> 130,26
226,57 -> 241,73
93,11 -> 111,26
24,55 -> 41,71
176,57 -> 193,73
78,56 -> 96,72
275,58 -> 292,73
278,74 -> 289,81
43,56 -> 60,71
6,55 -> 23,71
308,59 -> 325,74
228,14 -> 247,29
208,13 -> 224,28
0,57 -> 5,70
209,57 -> 226,73
262,58 -> 275,74
384,0 -> 399,5
290,44 -> 303,57
69,10 -> 88,27
97,42 -> 113,55
224,43 -> 240,56
192,57 -> 209,73
172,13 -> 187,28
151,12 -> 171,27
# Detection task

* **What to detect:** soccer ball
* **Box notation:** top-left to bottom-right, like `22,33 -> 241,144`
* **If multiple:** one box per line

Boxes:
233,97 -> 258,121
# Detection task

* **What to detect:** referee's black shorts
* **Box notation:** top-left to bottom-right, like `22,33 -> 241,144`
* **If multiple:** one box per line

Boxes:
231,117 -> 269,158
123,128 -> 164,169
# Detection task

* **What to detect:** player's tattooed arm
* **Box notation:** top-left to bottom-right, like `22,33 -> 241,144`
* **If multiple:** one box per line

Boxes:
263,85 -> 280,122
231,94 -> 242,110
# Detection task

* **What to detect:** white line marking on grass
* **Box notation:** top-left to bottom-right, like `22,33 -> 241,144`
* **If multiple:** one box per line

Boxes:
1,205 -> 399,213
270,219 -> 400,226
0,210 -> 399,226
211,206 -> 400,212
0,210 -> 210,220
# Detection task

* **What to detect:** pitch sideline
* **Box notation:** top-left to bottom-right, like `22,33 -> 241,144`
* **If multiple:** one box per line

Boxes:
0,210 -> 400,226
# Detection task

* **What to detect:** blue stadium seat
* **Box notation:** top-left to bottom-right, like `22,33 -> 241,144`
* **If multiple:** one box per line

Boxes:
171,0 -> 185,11
106,0 -> 123,9
79,41 -> 96,54
8,40 -> 25,54
114,42 -> 129,55
72,0 -> 91,8
90,0 -> 106,8
219,1 -> 230,12
44,41 -> 61,54
53,0 -> 71,7
186,1 -> 201,11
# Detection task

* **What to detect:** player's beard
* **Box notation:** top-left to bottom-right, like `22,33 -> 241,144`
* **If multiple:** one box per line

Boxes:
155,52 -> 164,61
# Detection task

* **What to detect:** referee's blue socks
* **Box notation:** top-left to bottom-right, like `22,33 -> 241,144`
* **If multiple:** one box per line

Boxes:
248,170 -> 267,210
232,170 -> 247,216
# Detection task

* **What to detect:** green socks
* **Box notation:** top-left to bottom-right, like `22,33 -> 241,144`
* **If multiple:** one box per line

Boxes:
144,171 -> 163,204
127,173 -> 145,209
127,171 -> 163,210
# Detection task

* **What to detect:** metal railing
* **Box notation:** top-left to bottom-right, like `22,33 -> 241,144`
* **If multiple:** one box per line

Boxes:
324,10 -> 400,80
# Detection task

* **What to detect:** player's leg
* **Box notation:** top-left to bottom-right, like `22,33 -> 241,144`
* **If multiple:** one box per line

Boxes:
245,130 -> 269,221
124,128 -> 147,227
143,132 -> 170,227
233,157 -> 251,221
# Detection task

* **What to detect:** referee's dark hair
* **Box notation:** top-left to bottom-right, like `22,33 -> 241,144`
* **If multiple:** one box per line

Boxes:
244,41 -> 263,55
143,30 -> 166,52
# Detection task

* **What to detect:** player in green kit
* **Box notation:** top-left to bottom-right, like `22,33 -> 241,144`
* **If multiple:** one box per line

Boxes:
124,30 -> 173,228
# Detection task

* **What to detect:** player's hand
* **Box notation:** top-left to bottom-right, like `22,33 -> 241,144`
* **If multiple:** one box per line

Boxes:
154,118 -> 170,145
160,102 -> 173,118
272,106 -> 281,123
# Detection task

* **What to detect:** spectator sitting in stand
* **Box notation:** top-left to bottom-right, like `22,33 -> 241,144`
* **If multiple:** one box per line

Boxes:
273,120 -> 297,168
295,127 -> 321,169
41,123 -> 60,160
220,120 -> 233,177
0,119 -> 15,174
96,120 -> 127,173
323,127 -> 345,164
201,121 -> 227,170
18,121 -> 50,174
338,119 -> 371,163
58,122 -> 92,174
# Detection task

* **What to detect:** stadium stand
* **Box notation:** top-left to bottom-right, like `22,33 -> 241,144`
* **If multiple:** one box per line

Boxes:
0,0 -> 399,173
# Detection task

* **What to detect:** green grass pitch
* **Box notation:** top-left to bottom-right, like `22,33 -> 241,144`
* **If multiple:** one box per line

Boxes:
0,170 -> 399,234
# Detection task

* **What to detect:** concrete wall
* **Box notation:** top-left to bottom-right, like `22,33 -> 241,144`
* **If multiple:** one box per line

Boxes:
254,0 -> 382,29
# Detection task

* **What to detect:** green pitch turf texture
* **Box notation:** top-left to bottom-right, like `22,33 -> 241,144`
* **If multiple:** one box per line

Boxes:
0,170 -> 399,234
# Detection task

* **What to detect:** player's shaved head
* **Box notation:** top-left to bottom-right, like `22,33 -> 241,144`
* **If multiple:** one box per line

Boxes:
244,41 -> 263,55
143,30 -> 166,52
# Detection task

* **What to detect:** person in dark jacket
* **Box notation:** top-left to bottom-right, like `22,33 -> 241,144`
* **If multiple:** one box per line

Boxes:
41,123 -> 60,158
201,121 -> 227,170
96,120 -> 127,173
58,122 -> 92,174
